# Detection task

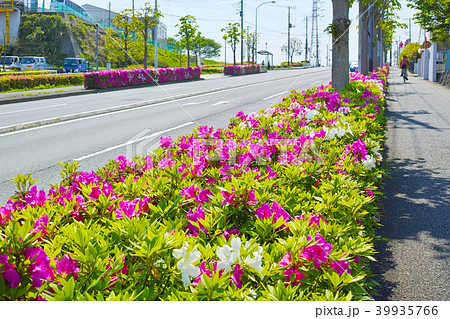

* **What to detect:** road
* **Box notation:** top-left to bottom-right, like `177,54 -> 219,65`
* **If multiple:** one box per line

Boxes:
0,68 -> 331,203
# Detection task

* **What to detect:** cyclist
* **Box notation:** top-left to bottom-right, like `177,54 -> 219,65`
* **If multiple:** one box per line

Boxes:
400,55 -> 409,80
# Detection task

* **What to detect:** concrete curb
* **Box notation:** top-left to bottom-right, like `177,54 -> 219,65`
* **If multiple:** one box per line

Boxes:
0,68 -> 329,135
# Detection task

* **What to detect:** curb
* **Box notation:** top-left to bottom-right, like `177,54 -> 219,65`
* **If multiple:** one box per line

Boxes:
0,68 -> 329,135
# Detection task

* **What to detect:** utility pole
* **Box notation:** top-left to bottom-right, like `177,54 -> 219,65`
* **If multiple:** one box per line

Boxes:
107,2 -> 111,28
132,0 -> 134,13
409,18 -> 411,42
240,0 -> 244,65
368,2 -> 373,71
96,23 -> 99,71
247,26 -> 250,63
312,0 -> 319,66
304,17 -> 308,62
287,6 -> 291,66
154,0 -> 158,69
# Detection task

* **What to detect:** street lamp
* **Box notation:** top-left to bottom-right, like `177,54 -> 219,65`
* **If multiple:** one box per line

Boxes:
255,1 -> 275,65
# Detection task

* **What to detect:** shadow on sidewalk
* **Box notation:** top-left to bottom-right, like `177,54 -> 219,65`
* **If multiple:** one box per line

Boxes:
372,155 -> 450,300
384,104 -> 442,132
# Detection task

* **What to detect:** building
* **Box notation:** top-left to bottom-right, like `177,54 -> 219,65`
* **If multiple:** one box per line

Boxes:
50,0 -> 85,15
81,3 -> 116,29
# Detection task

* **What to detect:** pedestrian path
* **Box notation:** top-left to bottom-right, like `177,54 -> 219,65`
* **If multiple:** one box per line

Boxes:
373,68 -> 450,300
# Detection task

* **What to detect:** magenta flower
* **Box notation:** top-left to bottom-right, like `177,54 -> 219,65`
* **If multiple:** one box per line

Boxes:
160,136 -> 173,148
231,263 -> 244,289
186,205 -> 207,235
255,201 -> 290,224
32,213 -> 49,236
301,235 -> 333,269
57,254 -> 80,280
24,247 -> 54,288
0,255 -> 21,288
330,259 -> 351,275
89,186 -> 102,200
278,253 -> 305,286
221,190 -> 238,206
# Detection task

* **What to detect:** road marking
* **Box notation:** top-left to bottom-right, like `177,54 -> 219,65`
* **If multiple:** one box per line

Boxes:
74,122 -> 194,161
212,101 -> 229,106
0,103 -> 67,116
262,92 -> 285,100
0,70 -> 330,137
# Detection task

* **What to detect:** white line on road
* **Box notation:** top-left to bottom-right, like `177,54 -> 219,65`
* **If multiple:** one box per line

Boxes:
212,101 -> 229,106
0,70 -> 330,137
74,122 -> 194,161
0,103 -> 68,116
262,92 -> 285,100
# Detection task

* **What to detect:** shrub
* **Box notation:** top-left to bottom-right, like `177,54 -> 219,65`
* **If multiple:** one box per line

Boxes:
0,66 -> 389,301
0,74 -> 84,92
84,67 -> 201,89
223,64 -> 261,75
201,67 -> 223,74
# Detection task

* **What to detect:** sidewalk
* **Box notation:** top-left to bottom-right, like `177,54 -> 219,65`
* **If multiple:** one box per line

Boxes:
373,68 -> 450,300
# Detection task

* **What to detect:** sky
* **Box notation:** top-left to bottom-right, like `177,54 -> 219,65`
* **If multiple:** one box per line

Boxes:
43,0 -> 423,65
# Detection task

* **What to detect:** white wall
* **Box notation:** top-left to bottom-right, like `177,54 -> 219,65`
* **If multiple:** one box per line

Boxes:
0,10 -> 21,45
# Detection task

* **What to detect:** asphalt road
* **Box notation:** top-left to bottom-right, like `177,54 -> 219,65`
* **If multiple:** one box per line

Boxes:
0,68 -> 331,203
373,70 -> 450,300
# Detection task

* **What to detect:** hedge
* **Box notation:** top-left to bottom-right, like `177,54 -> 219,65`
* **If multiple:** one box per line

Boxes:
0,66 -> 389,301
84,67 -> 202,89
224,64 -> 261,75
0,74 -> 84,92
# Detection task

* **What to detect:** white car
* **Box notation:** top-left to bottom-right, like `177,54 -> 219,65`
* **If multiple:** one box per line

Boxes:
20,57 -> 47,70
0,56 -> 21,70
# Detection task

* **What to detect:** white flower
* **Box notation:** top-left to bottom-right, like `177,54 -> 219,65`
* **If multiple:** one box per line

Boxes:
338,106 -> 351,114
336,127 -> 347,138
173,242 -> 201,287
362,155 -> 377,169
304,109 -> 320,122
217,237 -> 241,272
245,246 -> 264,273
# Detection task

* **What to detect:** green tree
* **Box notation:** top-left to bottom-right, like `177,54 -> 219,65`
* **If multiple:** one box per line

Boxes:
113,10 -> 134,67
281,38 -> 303,64
167,37 -> 185,67
408,0 -> 450,42
399,42 -> 421,64
130,2 -> 162,69
176,15 -> 199,67
199,38 -> 221,60
222,22 -> 242,66
244,31 -> 257,64
191,31 -> 203,67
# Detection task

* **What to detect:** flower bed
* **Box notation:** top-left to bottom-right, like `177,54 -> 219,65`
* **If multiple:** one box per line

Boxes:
0,66 -> 389,301
84,67 -> 201,89
223,64 -> 261,76
0,73 -> 84,92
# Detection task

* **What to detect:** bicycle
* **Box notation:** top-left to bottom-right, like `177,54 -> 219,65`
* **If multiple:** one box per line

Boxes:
401,66 -> 408,83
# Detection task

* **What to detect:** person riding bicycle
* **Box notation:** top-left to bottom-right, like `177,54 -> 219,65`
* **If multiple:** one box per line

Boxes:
400,55 -> 409,79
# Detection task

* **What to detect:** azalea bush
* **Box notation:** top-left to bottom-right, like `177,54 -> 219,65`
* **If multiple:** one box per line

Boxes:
84,67 -> 202,89
0,66 -> 389,301
223,64 -> 261,76
0,73 -> 84,92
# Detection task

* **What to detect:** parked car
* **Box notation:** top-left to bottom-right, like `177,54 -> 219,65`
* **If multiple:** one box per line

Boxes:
63,58 -> 87,73
0,56 -> 21,70
20,57 -> 47,70
350,60 -> 358,72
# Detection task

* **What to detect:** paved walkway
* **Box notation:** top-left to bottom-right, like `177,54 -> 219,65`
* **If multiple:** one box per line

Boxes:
373,69 -> 450,300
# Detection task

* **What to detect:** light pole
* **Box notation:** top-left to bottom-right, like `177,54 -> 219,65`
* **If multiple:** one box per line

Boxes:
255,1 -> 275,65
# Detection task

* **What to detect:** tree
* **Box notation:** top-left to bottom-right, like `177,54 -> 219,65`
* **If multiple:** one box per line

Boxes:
199,38 -> 221,60
176,15 -> 199,67
130,2 -> 162,69
113,10 -> 133,67
222,22 -> 242,66
167,37 -> 185,67
330,0 -> 351,91
408,0 -> 450,42
191,31 -> 203,66
244,31 -> 257,64
281,38 -> 303,64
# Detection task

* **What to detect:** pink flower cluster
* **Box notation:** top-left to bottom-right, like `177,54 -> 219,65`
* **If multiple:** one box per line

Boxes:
84,67 -> 201,89
223,64 -> 261,75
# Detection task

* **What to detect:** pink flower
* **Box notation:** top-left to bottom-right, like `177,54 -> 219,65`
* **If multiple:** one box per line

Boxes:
160,136 -> 173,148
301,235 -> 333,269
221,190 -> 238,206
186,205 -> 207,235
57,255 -> 80,280
32,213 -> 49,236
330,260 -> 351,275
231,264 -> 244,289
278,253 -> 305,286
89,186 -> 102,200
24,247 -> 54,288
0,255 -> 21,288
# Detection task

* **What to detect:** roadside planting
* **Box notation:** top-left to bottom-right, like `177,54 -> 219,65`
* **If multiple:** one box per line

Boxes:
223,64 -> 261,75
84,67 -> 202,89
0,66 -> 389,301
0,73 -> 84,93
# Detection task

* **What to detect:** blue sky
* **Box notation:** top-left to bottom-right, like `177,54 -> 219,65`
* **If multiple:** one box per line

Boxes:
51,0 -> 421,65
